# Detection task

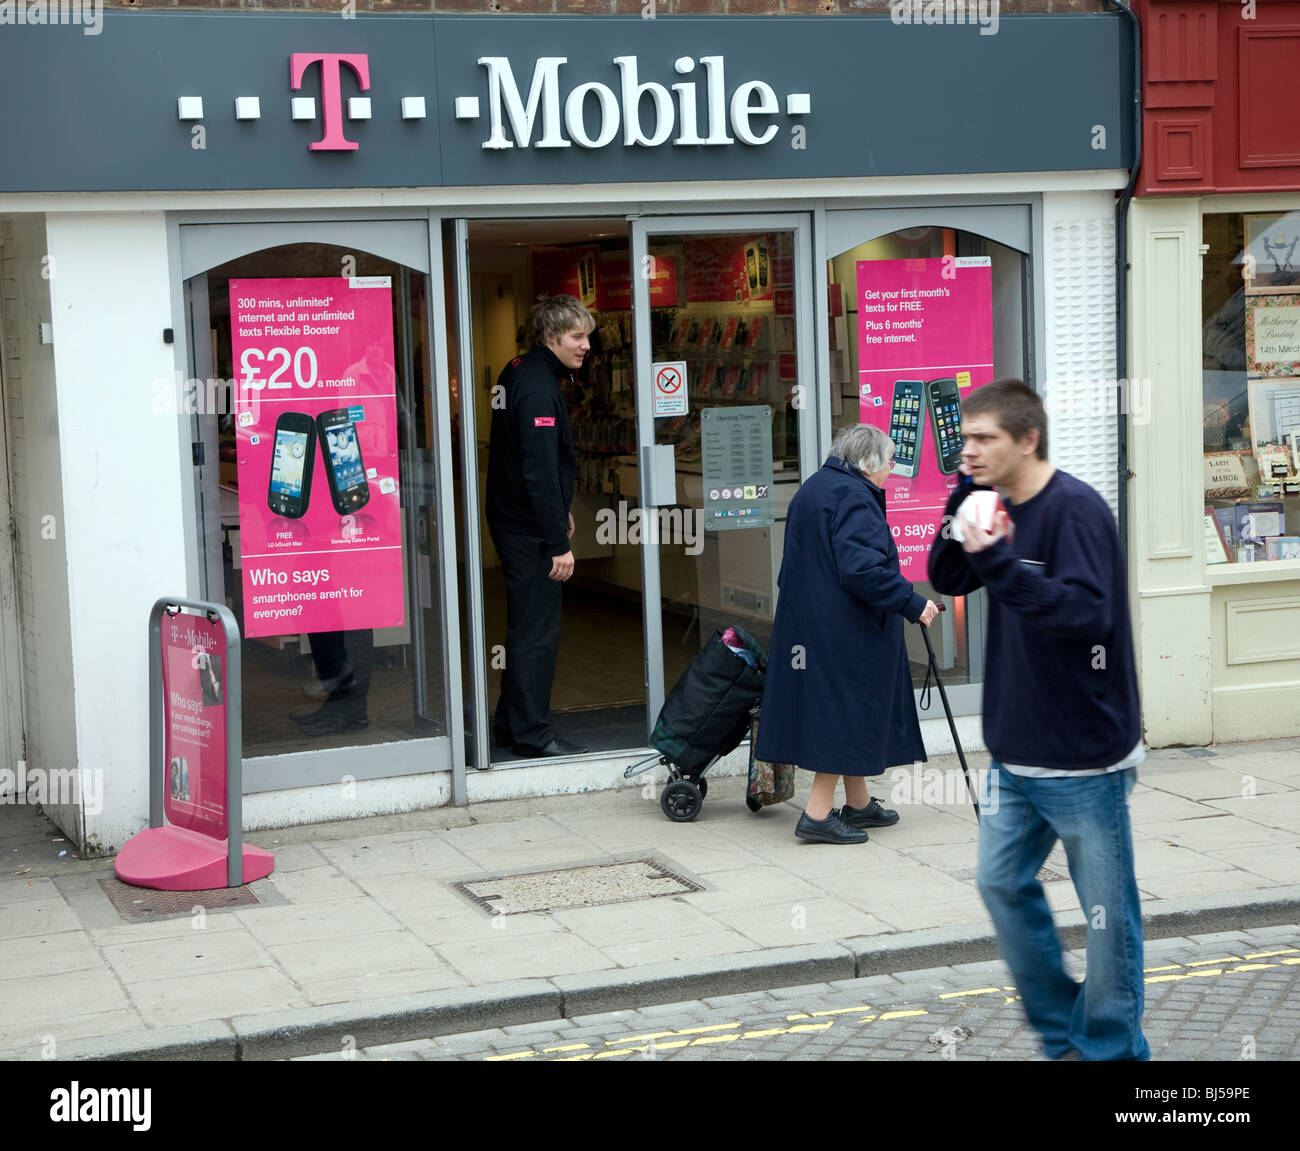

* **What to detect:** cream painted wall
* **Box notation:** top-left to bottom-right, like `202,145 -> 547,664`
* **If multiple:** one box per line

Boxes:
1209,571 -> 1300,741
0,216 -> 81,842
45,213 -> 190,853
1126,198 -> 1214,747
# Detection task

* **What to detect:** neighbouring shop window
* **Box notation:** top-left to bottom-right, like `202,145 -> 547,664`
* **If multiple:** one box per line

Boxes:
1202,212 -> 1300,565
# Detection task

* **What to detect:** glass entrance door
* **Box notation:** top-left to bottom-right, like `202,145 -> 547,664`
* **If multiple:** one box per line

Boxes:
631,217 -> 818,726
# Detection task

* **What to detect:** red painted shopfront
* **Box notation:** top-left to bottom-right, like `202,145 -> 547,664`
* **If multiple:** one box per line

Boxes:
1138,0 -> 1300,194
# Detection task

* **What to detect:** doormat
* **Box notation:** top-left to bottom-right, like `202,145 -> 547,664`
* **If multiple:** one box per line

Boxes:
98,877 -> 260,922
452,858 -> 703,916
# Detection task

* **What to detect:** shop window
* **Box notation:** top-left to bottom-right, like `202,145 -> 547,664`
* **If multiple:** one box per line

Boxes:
189,243 -> 447,760
1202,212 -> 1300,565
827,225 -> 1030,691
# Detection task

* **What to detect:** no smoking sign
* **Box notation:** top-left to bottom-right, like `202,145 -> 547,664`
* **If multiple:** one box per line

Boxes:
653,360 -> 689,417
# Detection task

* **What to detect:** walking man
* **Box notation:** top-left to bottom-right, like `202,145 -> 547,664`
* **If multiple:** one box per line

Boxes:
927,378 -> 1148,1061
486,294 -> 593,758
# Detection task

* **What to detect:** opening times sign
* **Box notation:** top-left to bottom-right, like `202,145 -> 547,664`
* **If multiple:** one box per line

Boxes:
857,257 -> 994,577
231,277 -> 405,638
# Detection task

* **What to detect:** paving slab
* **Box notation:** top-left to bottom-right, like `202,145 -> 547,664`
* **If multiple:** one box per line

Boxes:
234,896 -> 405,946
0,929 -> 105,977
437,929 -> 617,983
128,966 -> 309,1028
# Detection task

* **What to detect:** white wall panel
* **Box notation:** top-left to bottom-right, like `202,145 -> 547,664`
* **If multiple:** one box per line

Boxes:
1041,192 -> 1119,514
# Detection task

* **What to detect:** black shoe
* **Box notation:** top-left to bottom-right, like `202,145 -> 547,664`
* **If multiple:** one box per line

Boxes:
292,706 -> 368,736
512,735 -> 589,758
841,798 -> 900,829
301,664 -> 356,700
795,809 -> 869,844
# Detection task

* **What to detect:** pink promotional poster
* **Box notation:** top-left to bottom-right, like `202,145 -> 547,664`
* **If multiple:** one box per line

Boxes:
230,277 -> 404,638
162,612 -> 228,840
856,257 -> 994,577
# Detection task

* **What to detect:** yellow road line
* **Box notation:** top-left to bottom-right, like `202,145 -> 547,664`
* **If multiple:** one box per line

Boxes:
510,947 -> 1300,1062
675,1022 -> 742,1036
1146,968 -> 1222,983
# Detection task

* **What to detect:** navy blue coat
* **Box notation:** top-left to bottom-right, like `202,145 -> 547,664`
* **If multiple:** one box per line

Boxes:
755,456 -> 928,777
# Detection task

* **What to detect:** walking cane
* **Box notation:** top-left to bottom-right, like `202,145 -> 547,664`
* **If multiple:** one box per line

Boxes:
918,604 -> 980,822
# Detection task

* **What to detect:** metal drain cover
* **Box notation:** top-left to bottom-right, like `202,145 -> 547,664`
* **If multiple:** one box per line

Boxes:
98,877 -> 260,921
453,858 -> 702,916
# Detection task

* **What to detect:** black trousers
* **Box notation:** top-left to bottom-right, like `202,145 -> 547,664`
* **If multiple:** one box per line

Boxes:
491,529 -> 563,749
306,628 -> 372,720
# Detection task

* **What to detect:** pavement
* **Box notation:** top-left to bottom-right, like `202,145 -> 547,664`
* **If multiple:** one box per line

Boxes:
2,736 -> 1300,1061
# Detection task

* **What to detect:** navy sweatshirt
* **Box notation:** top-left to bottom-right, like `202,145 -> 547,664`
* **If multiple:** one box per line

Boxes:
927,470 -> 1142,771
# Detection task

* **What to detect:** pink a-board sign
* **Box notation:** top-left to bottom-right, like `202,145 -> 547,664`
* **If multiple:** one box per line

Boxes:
115,600 -> 274,891
161,610 -> 228,840
856,257 -> 994,578
230,277 -> 404,638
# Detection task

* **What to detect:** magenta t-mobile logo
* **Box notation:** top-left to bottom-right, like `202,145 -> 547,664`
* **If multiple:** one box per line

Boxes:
290,52 -> 371,151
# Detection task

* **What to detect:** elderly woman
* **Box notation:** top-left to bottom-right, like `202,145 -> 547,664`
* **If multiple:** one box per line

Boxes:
756,424 -> 940,844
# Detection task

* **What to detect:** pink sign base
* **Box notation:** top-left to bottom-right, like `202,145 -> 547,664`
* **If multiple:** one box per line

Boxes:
114,825 -> 275,891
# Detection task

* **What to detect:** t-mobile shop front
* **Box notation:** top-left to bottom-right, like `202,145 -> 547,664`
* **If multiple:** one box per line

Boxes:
0,13 -> 1134,847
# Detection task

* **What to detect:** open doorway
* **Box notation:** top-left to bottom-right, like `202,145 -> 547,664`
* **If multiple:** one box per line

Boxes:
463,218 -> 648,761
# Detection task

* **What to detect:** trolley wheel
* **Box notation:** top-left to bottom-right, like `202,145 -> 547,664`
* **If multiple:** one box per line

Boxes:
661,779 -> 703,822
690,776 -> 708,800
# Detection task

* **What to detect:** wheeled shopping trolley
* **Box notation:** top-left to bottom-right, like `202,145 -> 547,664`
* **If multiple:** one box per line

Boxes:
624,626 -> 766,822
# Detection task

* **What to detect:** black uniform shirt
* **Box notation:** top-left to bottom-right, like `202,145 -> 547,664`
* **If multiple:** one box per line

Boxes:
485,344 -> 577,557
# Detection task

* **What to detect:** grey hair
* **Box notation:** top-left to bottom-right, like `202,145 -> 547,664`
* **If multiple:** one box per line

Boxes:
829,423 -> 894,476
530,294 -> 595,345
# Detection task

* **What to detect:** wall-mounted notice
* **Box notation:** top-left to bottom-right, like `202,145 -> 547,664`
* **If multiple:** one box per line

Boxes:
701,406 -> 774,530
1246,294 -> 1300,376
653,360 -> 689,417
857,257 -> 994,577
230,277 -> 404,638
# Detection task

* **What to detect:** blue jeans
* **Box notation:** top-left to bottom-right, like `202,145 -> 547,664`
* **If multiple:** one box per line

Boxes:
975,763 -> 1149,1061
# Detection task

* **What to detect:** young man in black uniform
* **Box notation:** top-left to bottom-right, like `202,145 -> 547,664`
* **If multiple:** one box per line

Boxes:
486,294 -> 594,758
